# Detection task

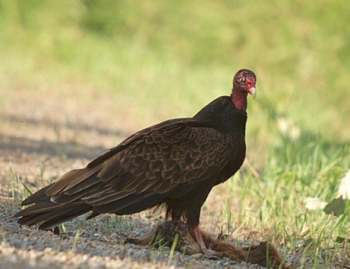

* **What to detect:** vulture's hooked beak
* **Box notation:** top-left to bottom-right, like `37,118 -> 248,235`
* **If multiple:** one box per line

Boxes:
247,87 -> 256,98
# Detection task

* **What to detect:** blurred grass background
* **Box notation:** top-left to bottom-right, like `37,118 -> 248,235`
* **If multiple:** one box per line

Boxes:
0,0 -> 349,266
1,1 -> 349,149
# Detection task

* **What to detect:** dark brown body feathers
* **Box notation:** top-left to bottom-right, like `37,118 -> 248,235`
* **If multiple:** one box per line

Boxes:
16,96 -> 247,230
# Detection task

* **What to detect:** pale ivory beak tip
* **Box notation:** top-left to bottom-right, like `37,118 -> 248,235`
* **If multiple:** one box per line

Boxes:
248,87 -> 256,98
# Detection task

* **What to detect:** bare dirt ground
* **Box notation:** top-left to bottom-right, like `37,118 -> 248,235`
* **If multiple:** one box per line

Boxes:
0,86 -> 292,269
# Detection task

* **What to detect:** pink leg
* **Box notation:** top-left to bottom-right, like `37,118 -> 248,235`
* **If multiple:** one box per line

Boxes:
190,225 -> 221,258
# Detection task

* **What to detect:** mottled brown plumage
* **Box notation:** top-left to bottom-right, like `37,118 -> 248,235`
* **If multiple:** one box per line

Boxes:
16,69 -> 256,256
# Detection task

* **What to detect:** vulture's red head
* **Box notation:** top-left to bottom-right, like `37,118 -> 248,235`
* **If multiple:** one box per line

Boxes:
233,69 -> 256,96
231,69 -> 256,111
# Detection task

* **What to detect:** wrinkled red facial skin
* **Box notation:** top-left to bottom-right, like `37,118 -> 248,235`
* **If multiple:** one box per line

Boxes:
233,71 -> 256,91
245,79 -> 255,91
231,69 -> 256,111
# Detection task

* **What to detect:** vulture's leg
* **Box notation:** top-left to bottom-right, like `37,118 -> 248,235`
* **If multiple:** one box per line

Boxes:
189,225 -> 221,258
186,193 -> 222,258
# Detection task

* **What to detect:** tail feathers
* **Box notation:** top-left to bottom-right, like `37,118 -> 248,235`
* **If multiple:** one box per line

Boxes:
21,167 -> 101,207
21,183 -> 54,206
38,203 -> 91,230
15,202 -> 58,218
16,202 -> 91,229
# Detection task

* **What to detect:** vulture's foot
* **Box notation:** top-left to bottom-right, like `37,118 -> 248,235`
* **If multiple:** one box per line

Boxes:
189,225 -> 222,259
200,248 -> 221,260
125,221 -> 203,254
125,221 -> 294,269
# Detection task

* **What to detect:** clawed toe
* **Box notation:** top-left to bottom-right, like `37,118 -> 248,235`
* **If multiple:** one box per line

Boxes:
202,248 -> 222,259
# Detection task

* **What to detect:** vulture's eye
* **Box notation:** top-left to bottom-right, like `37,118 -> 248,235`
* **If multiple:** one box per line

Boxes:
238,77 -> 246,83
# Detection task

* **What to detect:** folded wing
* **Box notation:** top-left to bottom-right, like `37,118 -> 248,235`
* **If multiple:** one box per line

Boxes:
17,119 -> 232,228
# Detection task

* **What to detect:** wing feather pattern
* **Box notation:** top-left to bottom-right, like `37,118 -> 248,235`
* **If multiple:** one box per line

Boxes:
16,118 -> 234,228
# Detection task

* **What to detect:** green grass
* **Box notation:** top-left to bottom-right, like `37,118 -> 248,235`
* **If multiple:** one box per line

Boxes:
225,135 -> 350,267
1,0 -> 349,267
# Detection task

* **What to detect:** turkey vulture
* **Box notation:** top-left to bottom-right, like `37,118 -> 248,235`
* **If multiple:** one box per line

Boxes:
16,69 -> 256,256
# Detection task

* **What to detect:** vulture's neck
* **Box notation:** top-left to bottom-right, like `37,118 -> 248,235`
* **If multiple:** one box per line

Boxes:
231,88 -> 248,111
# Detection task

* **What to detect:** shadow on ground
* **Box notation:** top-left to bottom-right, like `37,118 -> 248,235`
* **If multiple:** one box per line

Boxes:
0,113 -> 134,160
0,134 -> 108,160
0,113 -> 130,137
